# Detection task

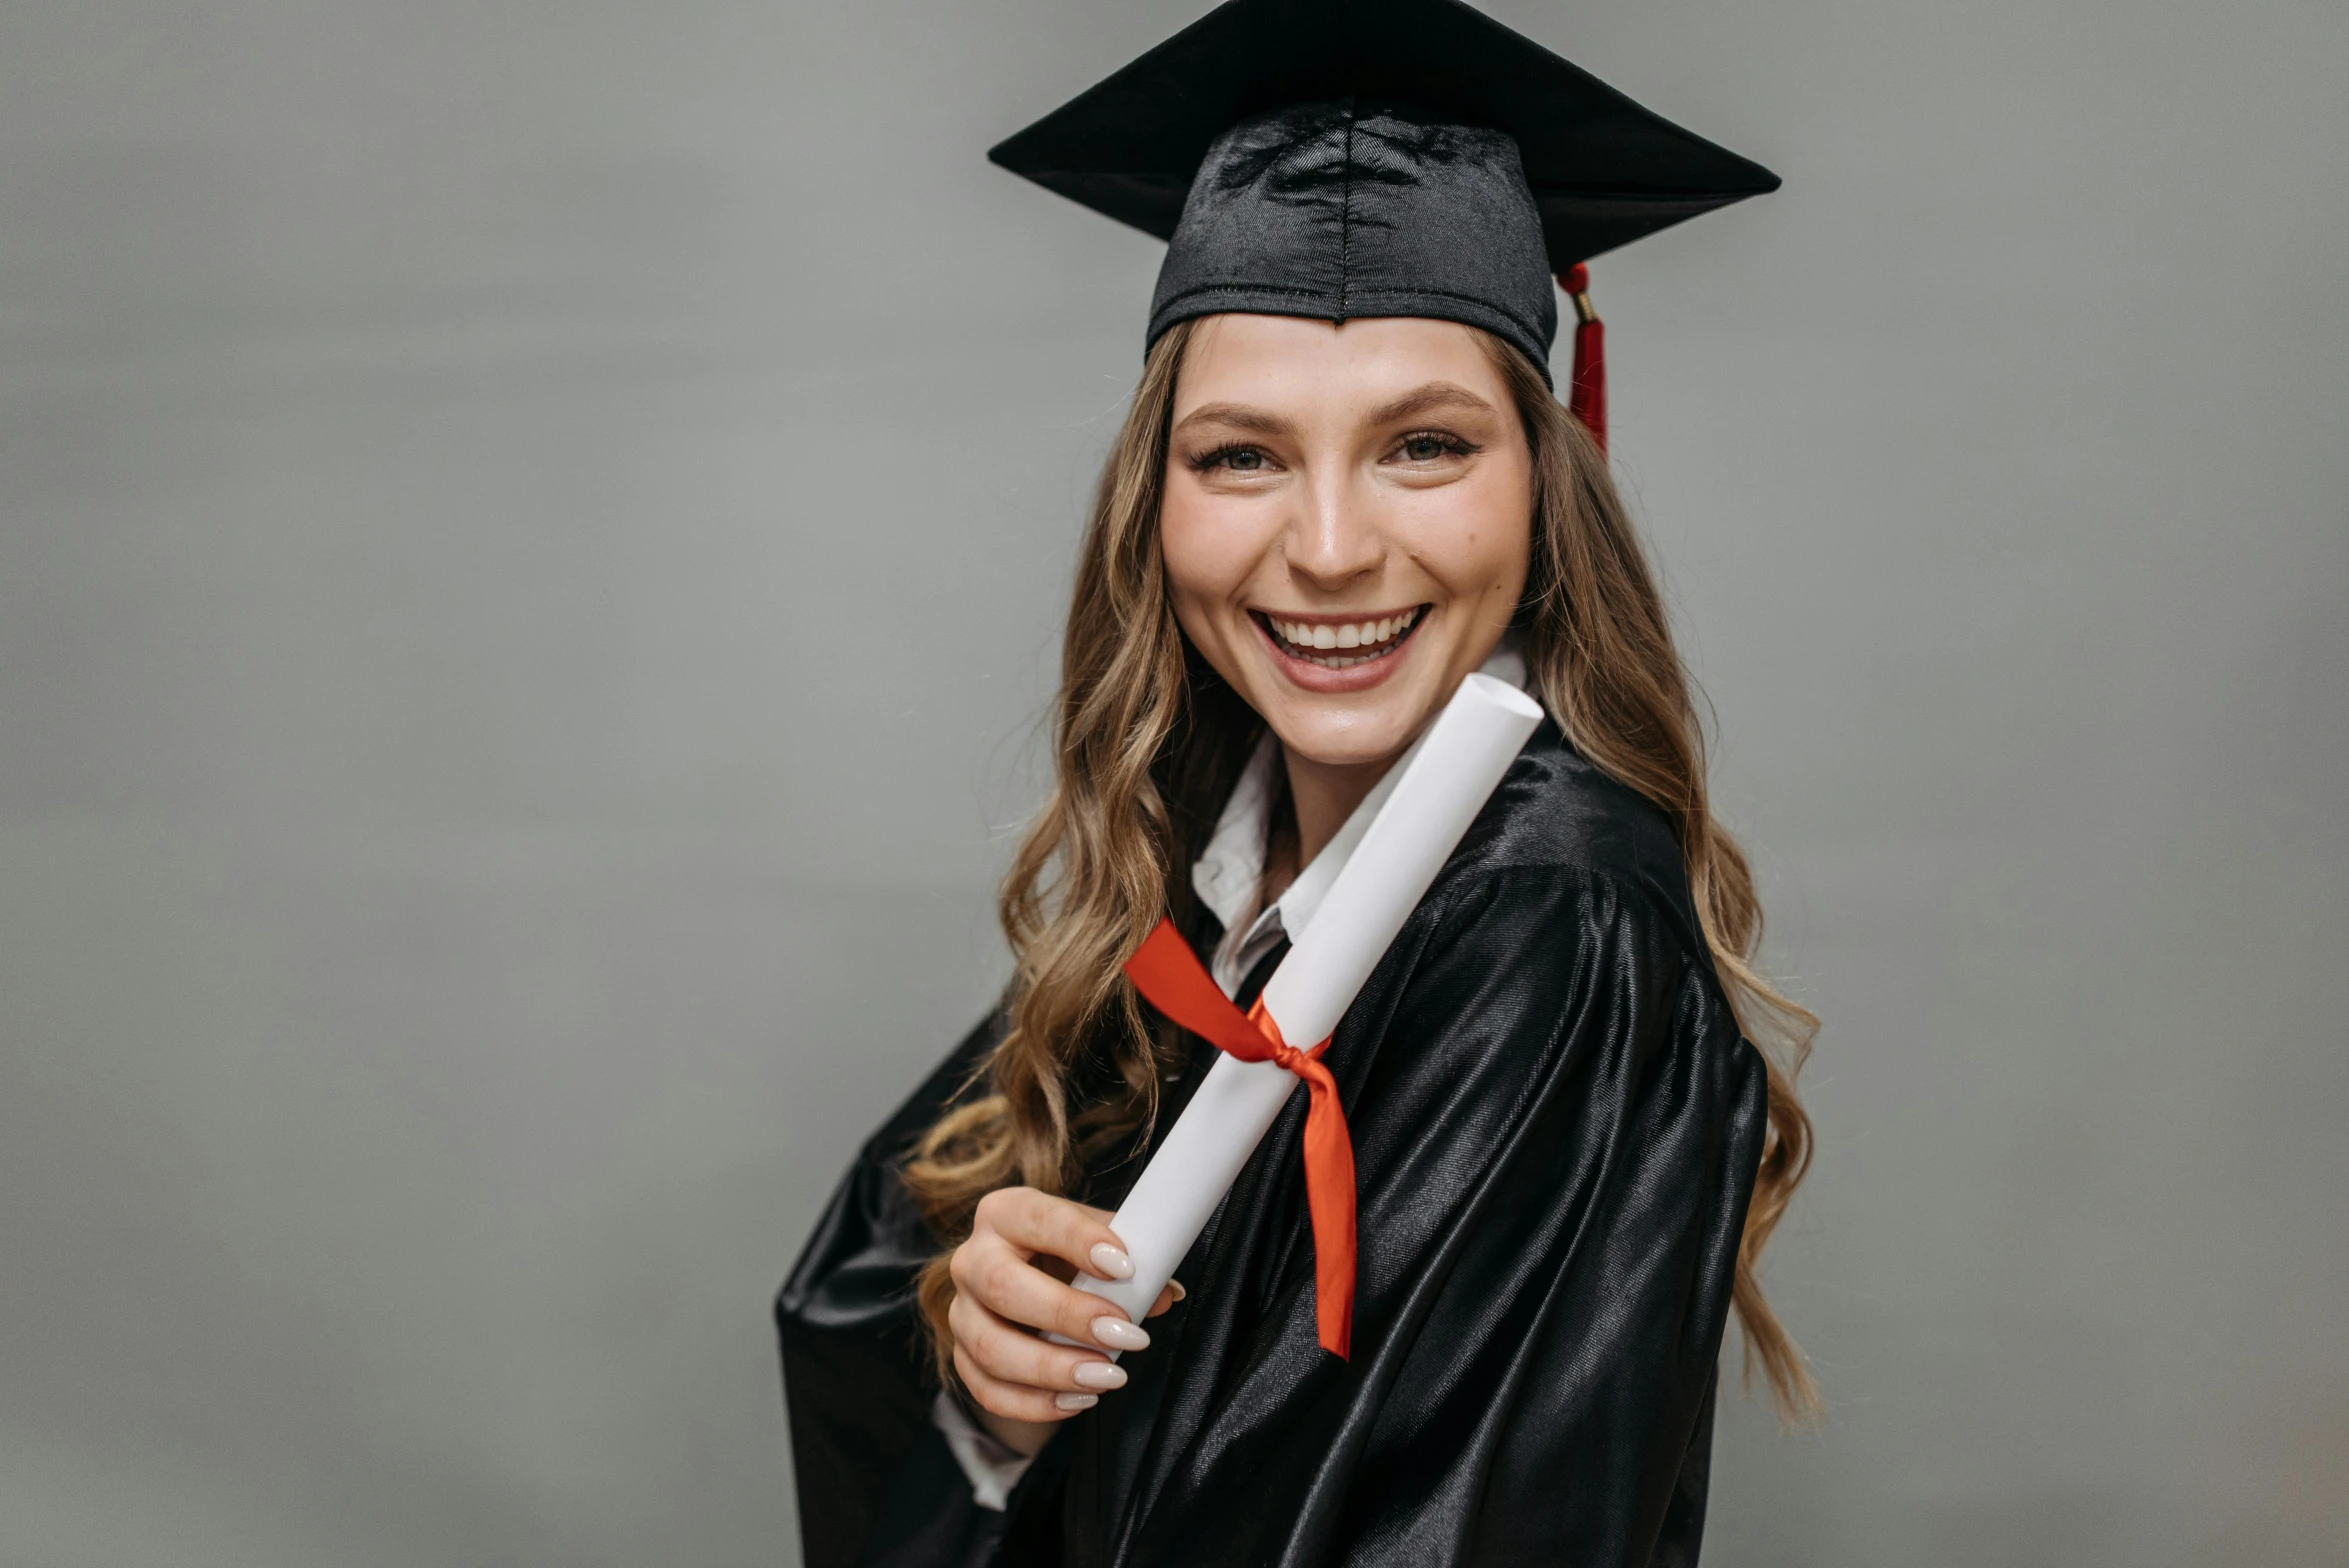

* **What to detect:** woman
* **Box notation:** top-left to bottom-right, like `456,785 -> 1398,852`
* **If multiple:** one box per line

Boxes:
780,4 -> 1815,1564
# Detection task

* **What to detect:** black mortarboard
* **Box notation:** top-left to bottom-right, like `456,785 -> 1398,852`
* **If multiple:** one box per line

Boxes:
990,0 -> 1778,399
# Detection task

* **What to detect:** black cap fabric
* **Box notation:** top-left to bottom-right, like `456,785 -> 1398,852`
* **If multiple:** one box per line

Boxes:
1143,100 -> 1559,373
988,0 -> 1779,375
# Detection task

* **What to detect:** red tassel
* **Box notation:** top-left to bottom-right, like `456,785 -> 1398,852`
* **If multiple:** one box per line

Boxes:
1558,263 -> 1607,454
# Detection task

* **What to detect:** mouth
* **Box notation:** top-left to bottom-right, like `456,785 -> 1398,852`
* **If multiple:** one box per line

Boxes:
1250,605 -> 1429,670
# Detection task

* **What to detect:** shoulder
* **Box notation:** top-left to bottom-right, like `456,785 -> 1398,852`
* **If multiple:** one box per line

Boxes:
1337,722 -> 1762,1173
1427,719 -> 1707,961
1356,718 -> 1732,1063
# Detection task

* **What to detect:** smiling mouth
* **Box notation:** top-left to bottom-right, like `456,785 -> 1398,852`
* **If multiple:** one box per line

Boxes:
1252,606 -> 1428,669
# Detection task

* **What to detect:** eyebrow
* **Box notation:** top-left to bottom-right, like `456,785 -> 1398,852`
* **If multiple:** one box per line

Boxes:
1169,402 -> 1296,441
1364,382 -> 1497,425
1169,381 -> 1498,441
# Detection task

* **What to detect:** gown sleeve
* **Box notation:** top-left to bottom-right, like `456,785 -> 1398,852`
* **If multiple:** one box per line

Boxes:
776,1011 -> 1015,1568
1111,862 -> 1768,1568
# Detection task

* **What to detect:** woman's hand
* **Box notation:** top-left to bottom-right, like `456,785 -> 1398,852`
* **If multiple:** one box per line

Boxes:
948,1187 -> 1181,1455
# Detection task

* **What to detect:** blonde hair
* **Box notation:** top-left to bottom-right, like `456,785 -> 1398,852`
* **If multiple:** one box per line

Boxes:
903,320 -> 1819,1419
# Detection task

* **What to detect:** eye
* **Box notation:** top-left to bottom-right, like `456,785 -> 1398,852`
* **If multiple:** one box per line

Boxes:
1191,442 -> 1272,474
1393,430 -> 1475,463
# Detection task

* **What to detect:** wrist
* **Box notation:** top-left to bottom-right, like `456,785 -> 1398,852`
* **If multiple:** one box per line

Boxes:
946,1374 -> 1056,1458
973,1403 -> 1057,1458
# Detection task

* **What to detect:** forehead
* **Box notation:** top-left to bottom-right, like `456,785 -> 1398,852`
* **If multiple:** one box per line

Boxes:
1172,315 -> 1507,419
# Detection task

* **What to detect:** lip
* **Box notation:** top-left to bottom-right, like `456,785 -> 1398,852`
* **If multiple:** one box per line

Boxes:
1248,604 -> 1430,695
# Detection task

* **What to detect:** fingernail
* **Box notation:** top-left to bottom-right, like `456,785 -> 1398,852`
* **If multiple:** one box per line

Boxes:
1054,1391 -> 1098,1411
1089,1242 -> 1134,1280
1072,1361 -> 1128,1391
1091,1316 -> 1150,1352
1169,1279 -> 1187,1301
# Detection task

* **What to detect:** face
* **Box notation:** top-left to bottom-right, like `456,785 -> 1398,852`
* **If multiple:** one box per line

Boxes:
1160,314 -> 1534,770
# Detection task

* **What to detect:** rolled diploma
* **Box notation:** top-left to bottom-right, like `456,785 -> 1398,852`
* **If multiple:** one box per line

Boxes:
1074,672 -> 1544,1335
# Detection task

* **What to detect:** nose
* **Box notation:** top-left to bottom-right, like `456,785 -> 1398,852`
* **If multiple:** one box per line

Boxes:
1282,466 -> 1384,591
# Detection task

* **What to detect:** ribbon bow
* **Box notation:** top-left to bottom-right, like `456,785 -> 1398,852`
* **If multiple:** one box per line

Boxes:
1121,918 -> 1357,1359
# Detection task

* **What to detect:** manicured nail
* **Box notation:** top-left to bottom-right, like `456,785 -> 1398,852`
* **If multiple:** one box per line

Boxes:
1169,1279 -> 1187,1301
1072,1361 -> 1127,1391
1054,1391 -> 1098,1411
1089,1242 -> 1134,1280
1091,1316 -> 1150,1352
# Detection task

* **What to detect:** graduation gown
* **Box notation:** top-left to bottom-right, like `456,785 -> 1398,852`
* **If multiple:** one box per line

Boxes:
777,722 -> 1769,1567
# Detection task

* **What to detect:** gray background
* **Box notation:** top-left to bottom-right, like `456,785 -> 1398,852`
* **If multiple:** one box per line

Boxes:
2,0 -> 2343,1563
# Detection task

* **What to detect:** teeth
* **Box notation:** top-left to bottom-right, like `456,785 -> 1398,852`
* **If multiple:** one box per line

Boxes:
1266,607 -> 1425,667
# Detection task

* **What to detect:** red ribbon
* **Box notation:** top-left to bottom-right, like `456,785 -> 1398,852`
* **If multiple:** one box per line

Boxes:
1121,918 -> 1357,1359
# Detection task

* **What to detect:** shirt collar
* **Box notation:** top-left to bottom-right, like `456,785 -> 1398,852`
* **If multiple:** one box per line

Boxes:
1189,640 -> 1529,996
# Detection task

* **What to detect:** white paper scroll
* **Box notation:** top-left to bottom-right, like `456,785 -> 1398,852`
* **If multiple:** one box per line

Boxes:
1073,672 -> 1544,1336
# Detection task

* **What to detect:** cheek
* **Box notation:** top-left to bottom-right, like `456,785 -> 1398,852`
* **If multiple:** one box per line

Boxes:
1409,461 -> 1534,603
1158,481 -> 1268,628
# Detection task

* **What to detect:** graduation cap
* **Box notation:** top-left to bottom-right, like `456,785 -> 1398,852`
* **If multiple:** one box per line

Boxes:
990,0 -> 1780,447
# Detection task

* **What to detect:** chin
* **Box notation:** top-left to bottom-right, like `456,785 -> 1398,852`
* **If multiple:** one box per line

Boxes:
1259,701 -> 1427,770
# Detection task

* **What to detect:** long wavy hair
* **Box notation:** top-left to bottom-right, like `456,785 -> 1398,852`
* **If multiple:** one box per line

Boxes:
903,319 -> 1820,1419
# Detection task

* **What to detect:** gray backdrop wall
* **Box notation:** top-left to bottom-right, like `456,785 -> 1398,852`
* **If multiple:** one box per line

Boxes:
2,1 -> 2343,1564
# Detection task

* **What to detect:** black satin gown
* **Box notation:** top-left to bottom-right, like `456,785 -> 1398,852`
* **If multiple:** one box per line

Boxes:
778,723 -> 1769,1567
